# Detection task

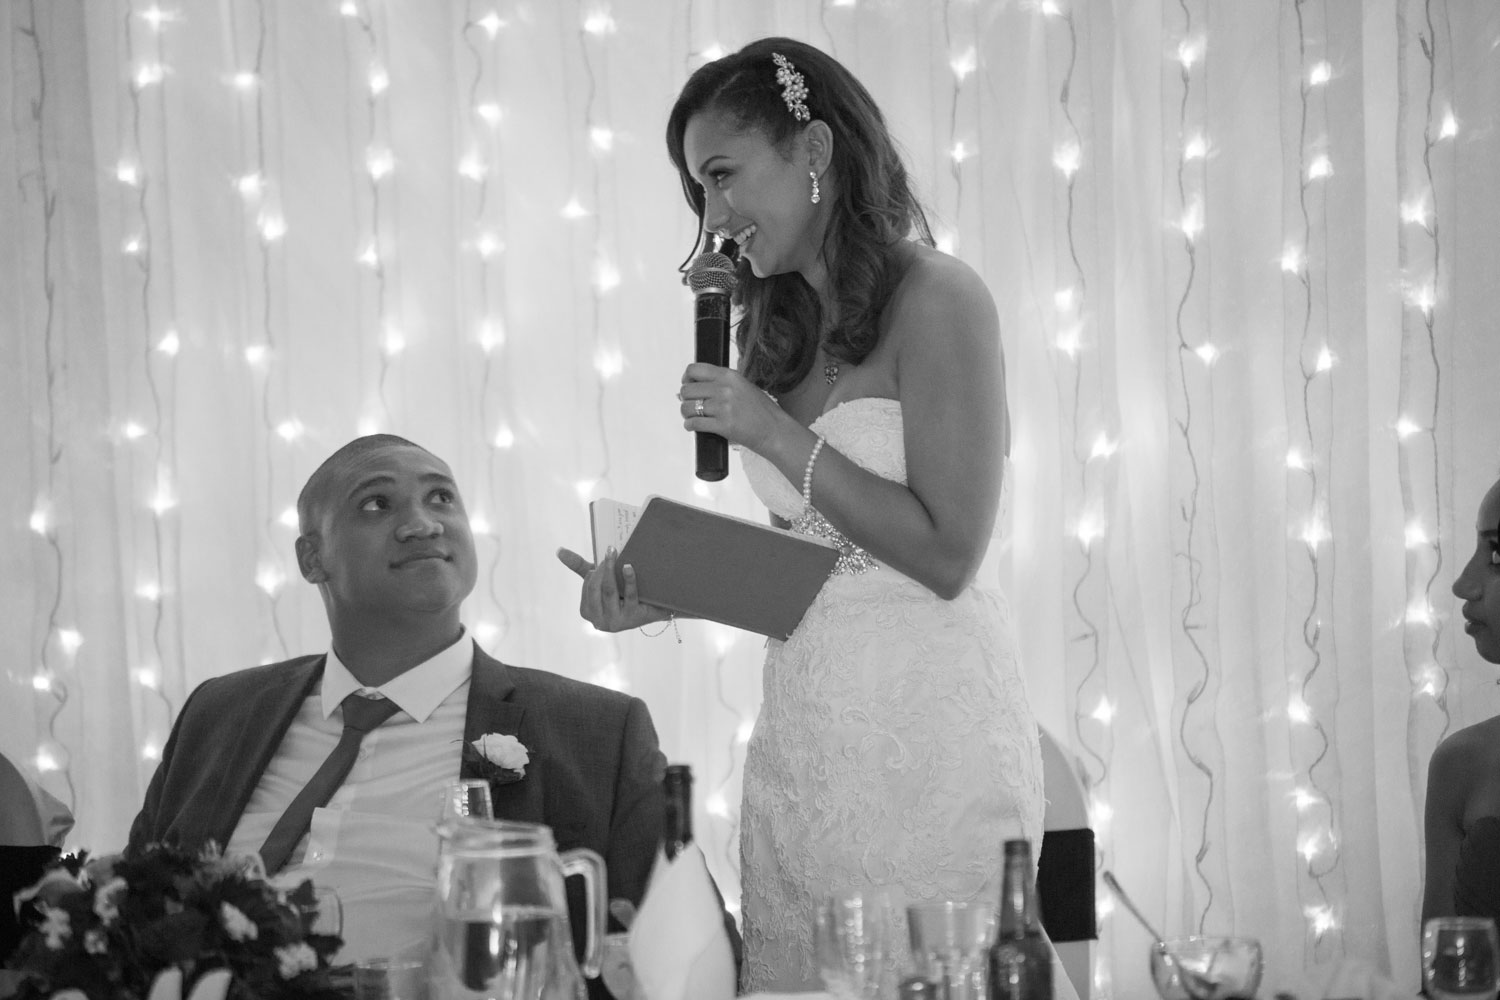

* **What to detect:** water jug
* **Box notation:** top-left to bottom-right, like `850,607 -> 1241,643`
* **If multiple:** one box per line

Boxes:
430,820 -> 605,1000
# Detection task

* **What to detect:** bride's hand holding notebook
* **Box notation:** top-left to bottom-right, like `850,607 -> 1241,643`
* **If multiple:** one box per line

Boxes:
556,544 -> 675,634
559,495 -> 841,640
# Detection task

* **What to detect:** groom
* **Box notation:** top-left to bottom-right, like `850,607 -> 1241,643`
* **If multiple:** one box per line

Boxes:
127,434 -> 667,987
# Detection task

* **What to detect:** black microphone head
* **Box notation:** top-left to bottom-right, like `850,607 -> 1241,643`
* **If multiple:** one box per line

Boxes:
685,251 -> 737,296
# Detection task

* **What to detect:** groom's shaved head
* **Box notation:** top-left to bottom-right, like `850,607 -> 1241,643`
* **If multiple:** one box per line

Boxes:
296,434 -> 434,536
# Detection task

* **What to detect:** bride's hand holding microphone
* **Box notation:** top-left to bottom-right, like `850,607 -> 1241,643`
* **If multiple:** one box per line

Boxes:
678,363 -> 794,460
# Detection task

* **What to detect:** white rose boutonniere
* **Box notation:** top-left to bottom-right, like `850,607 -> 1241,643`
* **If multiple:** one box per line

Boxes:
462,732 -> 531,786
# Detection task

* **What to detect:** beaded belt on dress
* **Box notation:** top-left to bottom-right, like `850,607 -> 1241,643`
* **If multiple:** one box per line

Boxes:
790,505 -> 875,575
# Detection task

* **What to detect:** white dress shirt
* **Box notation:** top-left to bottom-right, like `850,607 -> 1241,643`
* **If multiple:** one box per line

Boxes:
226,632 -> 474,962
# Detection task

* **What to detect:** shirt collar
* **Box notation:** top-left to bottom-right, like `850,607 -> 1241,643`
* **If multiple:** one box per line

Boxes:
320,630 -> 474,723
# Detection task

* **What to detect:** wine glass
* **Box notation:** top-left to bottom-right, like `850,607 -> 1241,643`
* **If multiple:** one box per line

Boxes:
1423,916 -> 1500,1000
906,900 -> 996,1000
438,778 -> 493,824
815,887 -> 903,1000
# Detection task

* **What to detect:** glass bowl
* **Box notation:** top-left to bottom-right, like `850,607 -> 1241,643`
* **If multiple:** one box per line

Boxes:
1149,936 -> 1263,1000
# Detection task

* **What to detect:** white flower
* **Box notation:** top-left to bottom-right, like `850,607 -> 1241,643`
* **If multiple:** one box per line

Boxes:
220,901 -> 259,942
84,928 -> 109,955
15,868 -> 86,911
275,942 -> 318,979
94,876 -> 127,925
473,733 -> 529,774
40,904 -> 71,949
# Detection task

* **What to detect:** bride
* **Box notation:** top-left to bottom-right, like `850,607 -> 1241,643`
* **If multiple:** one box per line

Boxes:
560,36 -> 1066,997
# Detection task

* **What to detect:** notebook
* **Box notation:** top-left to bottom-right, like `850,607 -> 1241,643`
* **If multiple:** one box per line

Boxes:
590,496 -> 841,640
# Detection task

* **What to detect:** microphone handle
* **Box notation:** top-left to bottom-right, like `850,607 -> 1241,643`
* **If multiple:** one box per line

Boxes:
694,291 -> 731,482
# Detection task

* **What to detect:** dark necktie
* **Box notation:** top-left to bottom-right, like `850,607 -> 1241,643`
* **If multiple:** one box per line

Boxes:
258,694 -> 402,875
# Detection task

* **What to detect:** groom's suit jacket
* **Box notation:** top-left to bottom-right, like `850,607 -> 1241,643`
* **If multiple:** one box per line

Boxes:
127,643 -> 666,996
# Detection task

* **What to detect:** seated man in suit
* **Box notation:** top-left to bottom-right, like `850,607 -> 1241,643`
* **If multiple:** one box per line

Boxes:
127,434 -> 671,992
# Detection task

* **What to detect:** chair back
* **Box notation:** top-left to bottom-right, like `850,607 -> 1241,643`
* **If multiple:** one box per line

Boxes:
1037,726 -> 1096,999
0,751 -> 58,964
0,751 -> 46,846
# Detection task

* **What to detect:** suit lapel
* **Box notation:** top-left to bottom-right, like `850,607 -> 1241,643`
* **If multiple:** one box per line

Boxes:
209,656 -> 323,846
463,646 -> 546,825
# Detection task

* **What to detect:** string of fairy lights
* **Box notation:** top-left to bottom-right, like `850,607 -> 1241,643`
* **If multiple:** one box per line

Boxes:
461,0 -> 514,651
1035,1 -> 1118,992
1399,0 -> 1454,876
574,3 -> 629,698
341,1 -> 400,427
234,0 -> 294,663
20,0 -> 77,811
942,0 -> 972,256
233,0 -> 301,667
1282,0 -> 1345,952
1398,3 -> 1458,941
1164,0 -> 1235,936
705,622 -> 748,905
122,1 -> 182,774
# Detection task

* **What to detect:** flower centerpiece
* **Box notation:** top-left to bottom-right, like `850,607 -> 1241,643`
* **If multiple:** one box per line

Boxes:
6,843 -> 344,1000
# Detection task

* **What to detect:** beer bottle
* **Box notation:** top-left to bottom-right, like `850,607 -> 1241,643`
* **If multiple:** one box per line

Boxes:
663,764 -> 693,859
988,839 -> 1053,1000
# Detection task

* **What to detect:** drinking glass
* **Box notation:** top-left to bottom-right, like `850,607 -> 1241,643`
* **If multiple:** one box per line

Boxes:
296,885 -> 343,938
1148,936 -> 1263,1000
354,957 -> 427,1000
439,779 -> 494,824
905,900 -> 997,1000
815,888 -> 902,1000
1423,916 -> 1500,1000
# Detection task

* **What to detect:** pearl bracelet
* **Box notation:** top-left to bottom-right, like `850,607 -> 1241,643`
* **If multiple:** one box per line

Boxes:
802,435 -> 826,512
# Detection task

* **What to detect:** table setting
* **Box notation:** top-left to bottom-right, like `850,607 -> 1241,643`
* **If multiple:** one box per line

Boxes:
2,803 -> 1476,1000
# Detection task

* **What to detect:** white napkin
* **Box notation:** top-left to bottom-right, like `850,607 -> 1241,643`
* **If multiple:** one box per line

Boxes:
48,969 -> 232,1000
626,844 -> 736,1000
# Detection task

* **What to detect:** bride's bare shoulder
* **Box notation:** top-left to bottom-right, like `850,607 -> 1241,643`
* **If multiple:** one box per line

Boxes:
1433,716 -> 1500,778
884,242 -> 997,345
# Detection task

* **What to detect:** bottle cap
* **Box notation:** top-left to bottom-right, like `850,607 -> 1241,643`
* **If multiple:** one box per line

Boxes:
1003,838 -> 1032,858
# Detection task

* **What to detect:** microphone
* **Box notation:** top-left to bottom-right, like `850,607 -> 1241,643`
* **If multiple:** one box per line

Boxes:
686,249 -> 737,482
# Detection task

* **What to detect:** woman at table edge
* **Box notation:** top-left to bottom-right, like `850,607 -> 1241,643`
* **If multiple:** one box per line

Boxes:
1422,472 -> 1500,927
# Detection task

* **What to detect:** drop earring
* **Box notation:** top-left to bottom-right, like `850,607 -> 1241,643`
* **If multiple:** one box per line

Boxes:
809,170 -> 820,205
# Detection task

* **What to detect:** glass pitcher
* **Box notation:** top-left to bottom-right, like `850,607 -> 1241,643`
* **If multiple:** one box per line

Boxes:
429,820 -> 606,1000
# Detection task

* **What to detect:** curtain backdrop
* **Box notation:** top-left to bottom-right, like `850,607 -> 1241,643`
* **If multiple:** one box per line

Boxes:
5,1 -> 1498,995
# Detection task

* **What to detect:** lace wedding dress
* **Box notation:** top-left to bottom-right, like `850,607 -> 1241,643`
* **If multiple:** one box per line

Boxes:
737,397 -> 1046,993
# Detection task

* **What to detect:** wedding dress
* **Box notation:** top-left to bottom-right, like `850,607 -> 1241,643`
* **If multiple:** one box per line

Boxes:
737,397 -> 1047,993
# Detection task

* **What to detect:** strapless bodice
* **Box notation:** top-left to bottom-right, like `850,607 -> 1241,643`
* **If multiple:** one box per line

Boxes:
740,397 -> 906,522
739,396 -> 1011,532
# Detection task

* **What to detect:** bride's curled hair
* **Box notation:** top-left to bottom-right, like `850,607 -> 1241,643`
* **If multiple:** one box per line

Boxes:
666,37 -> 933,396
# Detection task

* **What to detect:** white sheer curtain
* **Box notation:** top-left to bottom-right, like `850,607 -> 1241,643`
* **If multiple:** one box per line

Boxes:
4,1 -> 1498,995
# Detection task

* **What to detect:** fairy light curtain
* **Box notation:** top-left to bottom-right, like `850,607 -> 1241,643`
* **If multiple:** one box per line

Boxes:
4,0 -> 1498,994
